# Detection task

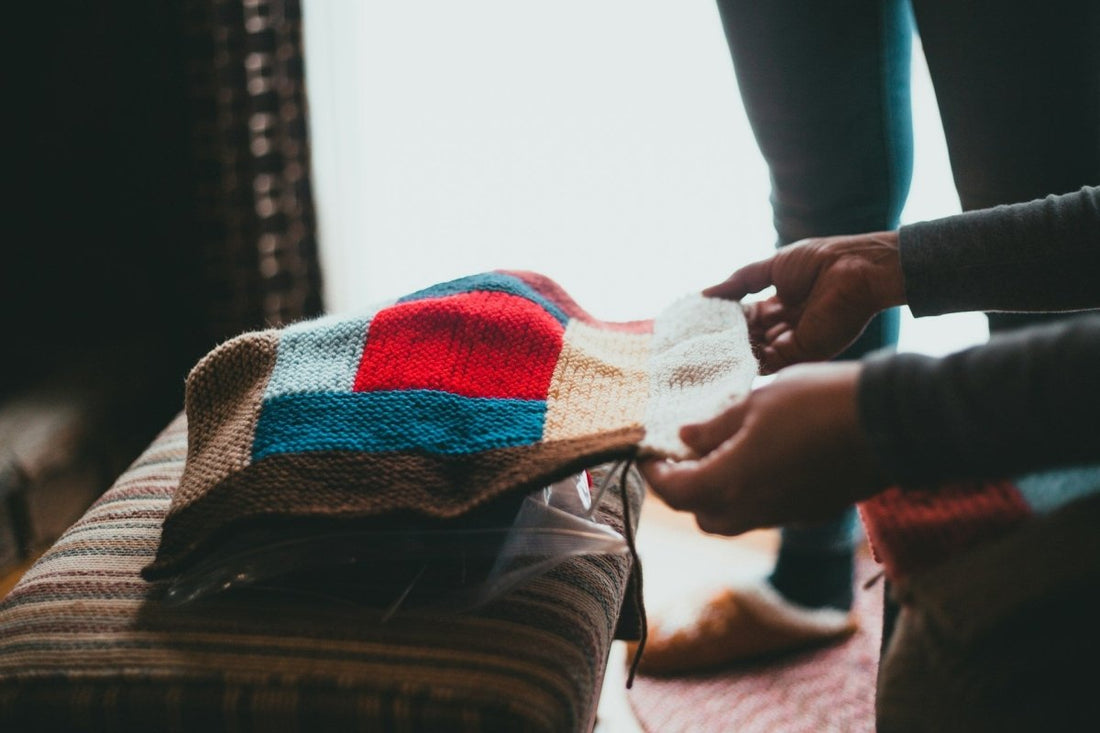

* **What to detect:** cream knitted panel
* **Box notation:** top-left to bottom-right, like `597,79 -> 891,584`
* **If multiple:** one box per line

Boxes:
641,294 -> 756,457
542,320 -> 651,442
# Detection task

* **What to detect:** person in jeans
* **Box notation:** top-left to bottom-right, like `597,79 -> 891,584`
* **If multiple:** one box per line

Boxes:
635,0 -> 1099,673
645,187 -> 1099,730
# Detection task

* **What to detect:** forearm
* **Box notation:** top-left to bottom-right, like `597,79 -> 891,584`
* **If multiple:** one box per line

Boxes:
858,315 -> 1100,488
899,186 -> 1100,317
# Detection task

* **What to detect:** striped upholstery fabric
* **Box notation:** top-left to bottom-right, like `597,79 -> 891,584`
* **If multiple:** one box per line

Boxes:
0,416 -> 643,732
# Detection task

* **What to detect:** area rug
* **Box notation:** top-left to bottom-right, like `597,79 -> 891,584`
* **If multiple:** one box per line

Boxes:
626,552 -> 883,732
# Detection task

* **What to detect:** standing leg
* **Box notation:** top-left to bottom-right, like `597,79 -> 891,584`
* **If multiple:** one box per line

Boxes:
632,0 -> 915,677
718,0 -> 911,611
718,0 -> 915,245
912,0 -> 1100,334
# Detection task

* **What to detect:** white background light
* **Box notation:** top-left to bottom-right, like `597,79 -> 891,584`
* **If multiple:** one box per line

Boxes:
304,0 -> 987,358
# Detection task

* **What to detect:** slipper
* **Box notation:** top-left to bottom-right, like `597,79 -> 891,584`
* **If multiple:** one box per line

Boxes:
627,579 -> 857,676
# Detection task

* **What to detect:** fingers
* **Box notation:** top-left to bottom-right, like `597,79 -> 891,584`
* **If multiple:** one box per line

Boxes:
756,346 -> 793,374
639,457 -> 750,537
639,456 -> 716,511
769,308 -> 874,368
751,298 -> 791,328
679,399 -> 749,456
750,325 -> 819,373
640,425 -> 744,510
694,512 -> 746,537
764,320 -> 790,344
767,329 -> 816,367
763,322 -> 850,370
743,299 -> 788,337
743,299 -> 803,373
702,258 -> 774,301
749,325 -> 801,372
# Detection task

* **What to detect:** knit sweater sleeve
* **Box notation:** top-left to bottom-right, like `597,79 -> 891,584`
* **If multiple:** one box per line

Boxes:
858,315 -> 1100,488
899,186 -> 1100,317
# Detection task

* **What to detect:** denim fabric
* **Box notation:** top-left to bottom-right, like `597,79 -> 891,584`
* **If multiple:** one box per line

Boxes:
716,0 -> 914,553
777,508 -> 864,555
914,2 -> 1100,335
715,0 -> 915,247
714,0 -> 1098,556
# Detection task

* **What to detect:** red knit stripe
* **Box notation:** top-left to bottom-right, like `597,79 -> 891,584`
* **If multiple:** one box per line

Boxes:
859,479 -> 1032,580
353,290 -> 564,400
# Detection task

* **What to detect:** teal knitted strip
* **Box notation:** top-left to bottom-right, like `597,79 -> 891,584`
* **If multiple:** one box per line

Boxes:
1014,463 -> 1100,515
253,390 -> 547,459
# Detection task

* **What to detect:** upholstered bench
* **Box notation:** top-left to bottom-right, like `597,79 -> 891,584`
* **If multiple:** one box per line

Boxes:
0,416 -> 643,732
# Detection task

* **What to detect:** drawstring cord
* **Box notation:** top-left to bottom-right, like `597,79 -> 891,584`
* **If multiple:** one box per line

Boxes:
862,569 -> 885,590
615,454 -> 647,689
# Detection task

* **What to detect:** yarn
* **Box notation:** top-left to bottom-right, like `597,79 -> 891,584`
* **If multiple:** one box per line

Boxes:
143,269 -> 757,581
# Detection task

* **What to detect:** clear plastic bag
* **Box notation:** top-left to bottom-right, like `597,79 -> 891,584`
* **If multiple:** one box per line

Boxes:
164,469 -> 629,617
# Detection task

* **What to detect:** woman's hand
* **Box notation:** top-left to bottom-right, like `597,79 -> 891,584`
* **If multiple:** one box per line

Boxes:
707,231 -> 907,373
640,363 -> 889,536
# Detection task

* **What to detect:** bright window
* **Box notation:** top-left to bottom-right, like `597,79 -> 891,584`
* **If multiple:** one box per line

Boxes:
303,0 -> 987,357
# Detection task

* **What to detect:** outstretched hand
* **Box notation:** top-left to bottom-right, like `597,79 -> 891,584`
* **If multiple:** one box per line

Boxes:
706,232 -> 907,373
640,363 -> 889,537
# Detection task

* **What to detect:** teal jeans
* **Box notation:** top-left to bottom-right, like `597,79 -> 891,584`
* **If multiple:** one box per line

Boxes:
714,0 -> 1100,560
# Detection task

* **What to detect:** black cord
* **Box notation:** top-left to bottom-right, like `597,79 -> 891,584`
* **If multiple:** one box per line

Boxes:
617,455 -> 647,689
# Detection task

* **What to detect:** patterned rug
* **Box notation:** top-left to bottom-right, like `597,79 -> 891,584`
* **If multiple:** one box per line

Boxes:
626,554 -> 883,733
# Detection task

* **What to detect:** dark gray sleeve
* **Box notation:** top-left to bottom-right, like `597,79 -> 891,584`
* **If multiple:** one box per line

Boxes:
899,186 -> 1100,317
858,315 -> 1100,488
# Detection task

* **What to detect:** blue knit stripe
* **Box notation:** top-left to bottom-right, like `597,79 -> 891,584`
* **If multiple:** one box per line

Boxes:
398,272 -> 570,326
265,309 -> 383,398
253,390 -> 547,459
1014,463 -> 1100,515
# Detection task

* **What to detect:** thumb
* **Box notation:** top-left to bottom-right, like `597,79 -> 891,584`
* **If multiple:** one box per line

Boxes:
680,398 -> 750,456
703,258 -> 774,301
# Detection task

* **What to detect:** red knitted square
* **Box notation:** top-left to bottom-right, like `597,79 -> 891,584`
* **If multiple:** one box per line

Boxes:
353,289 -> 564,400
859,479 -> 1032,579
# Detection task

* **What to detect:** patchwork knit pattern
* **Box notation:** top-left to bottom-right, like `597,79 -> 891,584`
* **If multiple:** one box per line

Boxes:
859,463 -> 1100,580
144,270 -> 755,579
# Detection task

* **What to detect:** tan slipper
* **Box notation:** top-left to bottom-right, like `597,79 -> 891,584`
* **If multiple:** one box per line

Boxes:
628,580 -> 857,676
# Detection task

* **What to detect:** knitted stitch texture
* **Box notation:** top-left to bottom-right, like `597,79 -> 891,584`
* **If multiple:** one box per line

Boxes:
144,270 -> 756,579
859,463 -> 1100,580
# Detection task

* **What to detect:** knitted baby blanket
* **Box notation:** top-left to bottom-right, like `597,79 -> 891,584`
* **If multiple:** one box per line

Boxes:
143,270 -> 756,580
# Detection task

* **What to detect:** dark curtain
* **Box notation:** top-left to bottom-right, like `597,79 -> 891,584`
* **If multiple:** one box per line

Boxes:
3,0 -> 326,562
185,0 -> 325,343
8,0 -> 324,394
